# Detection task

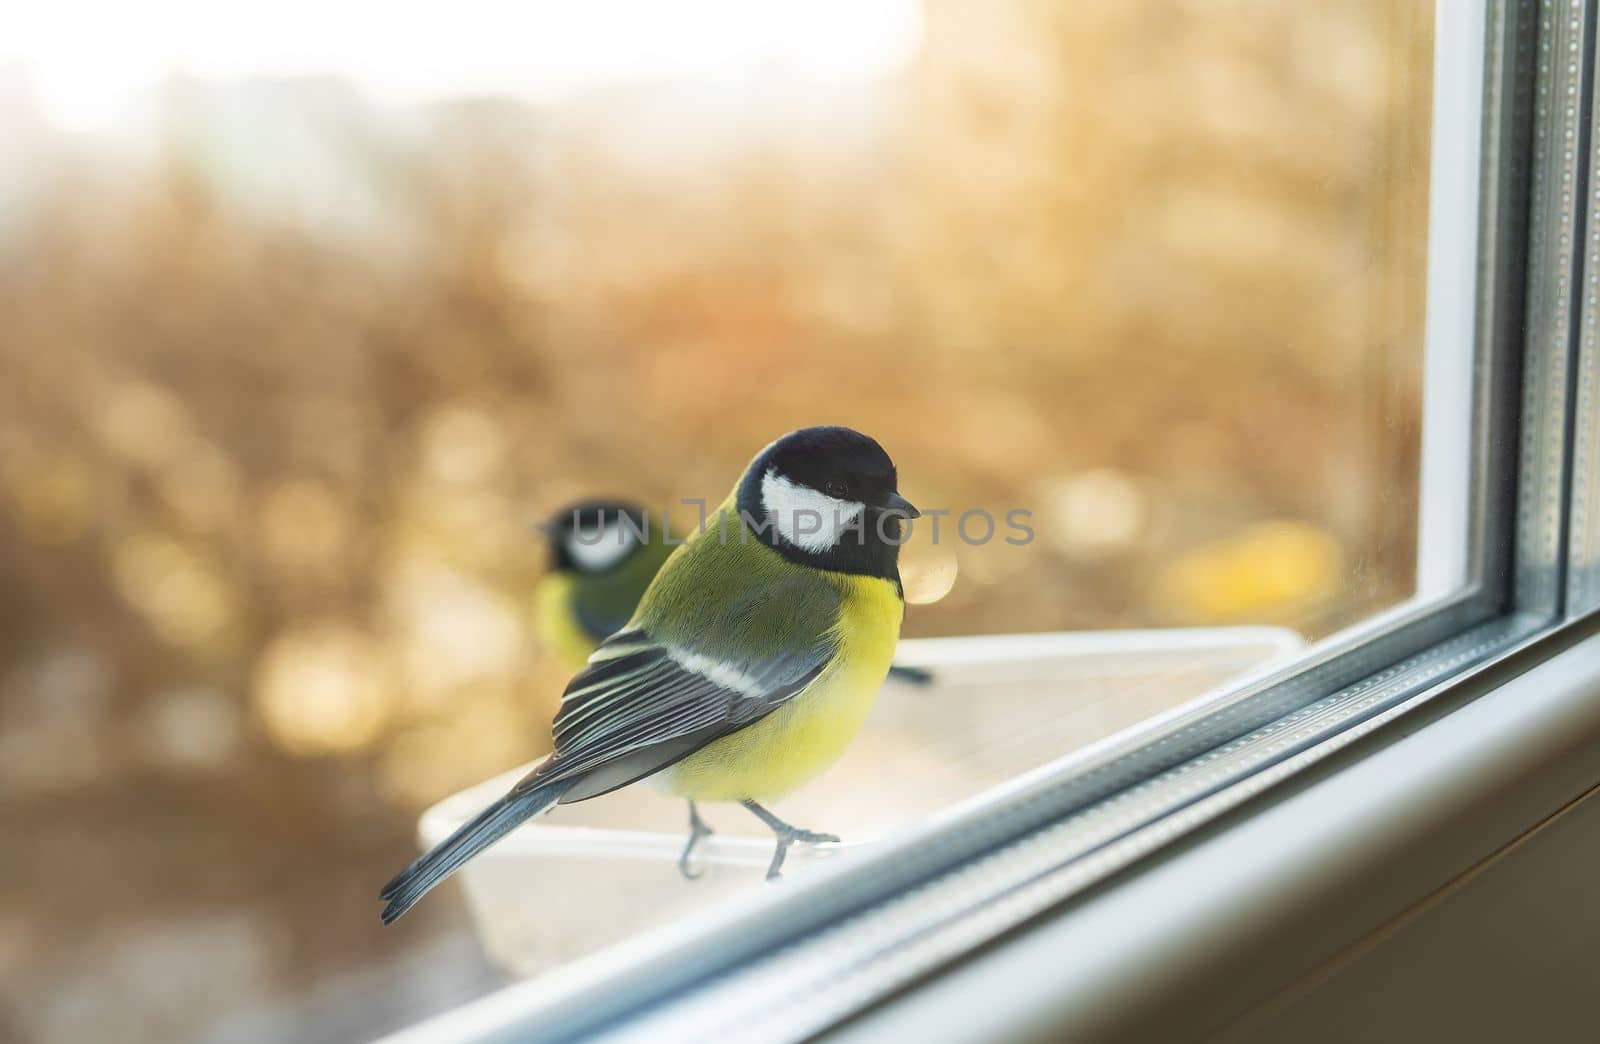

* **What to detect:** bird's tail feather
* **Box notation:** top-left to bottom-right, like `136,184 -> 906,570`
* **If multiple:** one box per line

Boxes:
379,778 -> 568,924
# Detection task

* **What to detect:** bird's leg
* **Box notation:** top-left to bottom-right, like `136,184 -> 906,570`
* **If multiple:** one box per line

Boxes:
678,801 -> 714,881
739,800 -> 840,880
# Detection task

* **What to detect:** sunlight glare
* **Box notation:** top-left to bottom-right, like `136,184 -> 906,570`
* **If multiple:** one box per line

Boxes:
4,0 -> 924,130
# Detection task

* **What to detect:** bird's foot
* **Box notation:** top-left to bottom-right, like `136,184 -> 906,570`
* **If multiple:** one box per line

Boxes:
678,801 -> 715,881
765,826 -> 841,880
739,800 -> 839,880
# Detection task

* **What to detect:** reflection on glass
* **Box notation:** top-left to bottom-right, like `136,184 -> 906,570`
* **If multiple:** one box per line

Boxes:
0,1 -> 1434,1040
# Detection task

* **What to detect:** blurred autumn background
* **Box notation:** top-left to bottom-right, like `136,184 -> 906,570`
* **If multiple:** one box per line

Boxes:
0,0 -> 1432,1041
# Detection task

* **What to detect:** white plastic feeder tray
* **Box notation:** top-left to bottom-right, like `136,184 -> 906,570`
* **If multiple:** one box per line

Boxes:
418,626 -> 1304,976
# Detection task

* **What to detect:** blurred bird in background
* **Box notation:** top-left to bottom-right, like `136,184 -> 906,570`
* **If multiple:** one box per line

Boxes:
536,498 -> 933,684
381,426 -> 920,922
534,499 -> 677,672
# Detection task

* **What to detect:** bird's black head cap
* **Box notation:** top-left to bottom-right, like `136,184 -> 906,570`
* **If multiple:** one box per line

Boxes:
737,426 -> 918,583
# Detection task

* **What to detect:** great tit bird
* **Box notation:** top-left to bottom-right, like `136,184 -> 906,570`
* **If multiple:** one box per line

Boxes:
380,426 -> 918,923
534,499 -> 677,673
535,497 -> 931,683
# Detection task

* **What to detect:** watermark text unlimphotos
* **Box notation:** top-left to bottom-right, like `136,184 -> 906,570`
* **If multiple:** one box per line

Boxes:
568,500 -> 1034,547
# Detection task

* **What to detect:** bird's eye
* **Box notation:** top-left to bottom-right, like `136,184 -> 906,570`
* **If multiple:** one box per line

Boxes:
824,480 -> 847,498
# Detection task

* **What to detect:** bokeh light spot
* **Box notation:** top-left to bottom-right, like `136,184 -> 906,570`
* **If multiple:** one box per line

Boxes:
96,381 -> 195,466
420,404 -> 506,486
260,477 -> 350,573
253,625 -> 390,755
382,556 -> 526,706
1043,469 -> 1147,555
899,518 -> 959,605
112,533 -> 234,648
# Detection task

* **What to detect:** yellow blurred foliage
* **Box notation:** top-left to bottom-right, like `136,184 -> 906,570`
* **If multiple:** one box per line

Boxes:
1156,521 -> 1346,624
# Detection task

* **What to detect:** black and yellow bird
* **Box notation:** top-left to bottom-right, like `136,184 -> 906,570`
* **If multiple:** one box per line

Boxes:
380,426 -> 919,923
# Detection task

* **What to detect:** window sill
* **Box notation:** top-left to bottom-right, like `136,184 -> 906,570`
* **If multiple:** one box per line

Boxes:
826,619 -> 1600,1043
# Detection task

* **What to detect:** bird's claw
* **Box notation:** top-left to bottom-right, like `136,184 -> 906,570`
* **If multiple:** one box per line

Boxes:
679,849 -> 705,880
679,802 -> 714,881
739,800 -> 839,881
764,826 -> 841,880
790,829 -> 839,845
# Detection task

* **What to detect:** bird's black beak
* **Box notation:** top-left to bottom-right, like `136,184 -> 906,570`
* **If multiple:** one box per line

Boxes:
883,492 -> 920,519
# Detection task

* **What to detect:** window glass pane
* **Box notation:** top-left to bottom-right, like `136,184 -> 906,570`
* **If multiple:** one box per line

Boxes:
0,1 -> 1441,1040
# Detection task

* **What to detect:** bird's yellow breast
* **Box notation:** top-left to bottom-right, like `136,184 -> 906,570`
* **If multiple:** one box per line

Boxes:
662,573 -> 904,802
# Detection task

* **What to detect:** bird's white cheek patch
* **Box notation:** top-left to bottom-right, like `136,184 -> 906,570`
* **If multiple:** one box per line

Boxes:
566,520 -> 638,571
761,470 -> 864,553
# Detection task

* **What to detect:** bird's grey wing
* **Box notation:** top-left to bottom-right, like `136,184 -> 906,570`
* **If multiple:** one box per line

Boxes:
515,579 -> 841,802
